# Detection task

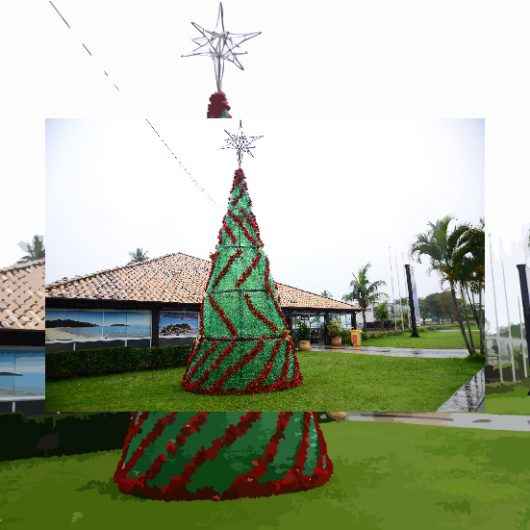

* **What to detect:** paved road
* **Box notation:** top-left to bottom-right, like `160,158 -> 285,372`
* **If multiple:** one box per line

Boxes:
323,345 -> 468,359
346,411 -> 530,432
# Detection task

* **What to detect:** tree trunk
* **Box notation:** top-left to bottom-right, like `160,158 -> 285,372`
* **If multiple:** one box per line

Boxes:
478,288 -> 485,355
460,285 -> 476,353
450,281 -> 474,355
466,284 -> 484,356
362,310 -> 367,328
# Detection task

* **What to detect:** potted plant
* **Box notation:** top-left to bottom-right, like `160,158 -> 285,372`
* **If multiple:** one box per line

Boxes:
296,321 -> 311,351
327,319 -> 344,348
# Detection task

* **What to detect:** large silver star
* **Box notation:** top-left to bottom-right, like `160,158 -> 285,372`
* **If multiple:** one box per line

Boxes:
181,3 -> 261,92
221,121 -> 263,167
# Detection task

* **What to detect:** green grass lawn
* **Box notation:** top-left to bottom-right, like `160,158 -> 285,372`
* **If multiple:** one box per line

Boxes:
363,329 -> 480,350
485,379 -> 530,415
2,421 -> 530,530
45,352 -> 483,412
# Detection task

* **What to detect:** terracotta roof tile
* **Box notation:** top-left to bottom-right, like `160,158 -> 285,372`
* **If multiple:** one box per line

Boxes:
46,252 -> 355,312
0,259 -> 45,330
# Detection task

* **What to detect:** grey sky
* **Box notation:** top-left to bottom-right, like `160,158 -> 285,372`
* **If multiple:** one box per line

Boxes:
0,117 -> 45,267
485,119 -> 530,328
46,119 -> 484,304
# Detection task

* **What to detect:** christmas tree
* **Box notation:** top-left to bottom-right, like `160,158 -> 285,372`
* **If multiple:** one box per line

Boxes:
182,123 -> 302,394
114,412 -> 333,501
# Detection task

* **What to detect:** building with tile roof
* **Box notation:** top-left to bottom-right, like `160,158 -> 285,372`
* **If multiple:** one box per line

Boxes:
46,252 -> 358,351
0,259 -> 45,413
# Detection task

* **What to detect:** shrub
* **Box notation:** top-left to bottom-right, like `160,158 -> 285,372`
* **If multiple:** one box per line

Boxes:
46,344 -> 191,379
296,321 -> 311,341
0,412 -> 130,461
326,319 -> 344,338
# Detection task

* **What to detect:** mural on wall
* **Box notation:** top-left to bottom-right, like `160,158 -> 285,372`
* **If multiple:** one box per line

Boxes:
0,350 -> 45,398
159,311 -> 198,339
45,309 -> 151,345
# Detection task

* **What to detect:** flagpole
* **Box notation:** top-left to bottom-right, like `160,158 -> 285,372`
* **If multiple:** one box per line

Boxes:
388,246 -> 397,330
489,234 -> 503,383
500,242 -> 517,382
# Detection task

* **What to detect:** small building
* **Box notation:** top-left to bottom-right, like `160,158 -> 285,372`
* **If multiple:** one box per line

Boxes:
46,252 -> 358,351
0,260 -> 45,413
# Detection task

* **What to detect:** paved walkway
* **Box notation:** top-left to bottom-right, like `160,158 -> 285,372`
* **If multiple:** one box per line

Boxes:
322,345 -> 468,359
346,411 -> 530,432
437,369 -> 485,412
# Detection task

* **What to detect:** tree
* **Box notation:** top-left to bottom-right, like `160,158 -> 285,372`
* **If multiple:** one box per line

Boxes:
411,216 -> 483,356
114,412 -> 333,501
320,290 -> 333,298
449,220 -> 485,353
419,291 -> 458,323
374,302 -> 389,322
18,235 -> 45,262
182,168 -> 302,394
342,263 -> 385,328
115,140 -> 333,501
128,248 -> 149,264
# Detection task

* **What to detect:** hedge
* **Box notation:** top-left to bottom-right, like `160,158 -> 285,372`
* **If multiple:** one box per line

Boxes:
0,412 -> 130,461
46,344 -> 191,380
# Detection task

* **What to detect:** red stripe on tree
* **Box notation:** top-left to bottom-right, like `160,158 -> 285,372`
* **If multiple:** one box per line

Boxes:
142,412 -> 209,483
227,210 -> 259,246
185,338 -> 237,391
226,412 -> 293,495
122,413 -> 177,475
209,338 -> 265,392
183,340 -> 218,384
208,294 -> 238,336
236,253 -> 261,288
114,412 -> 150,474
211,249 -> 243,289
245,336 -> 284,391
244,292 -> 278,333
164,412 -> 262,494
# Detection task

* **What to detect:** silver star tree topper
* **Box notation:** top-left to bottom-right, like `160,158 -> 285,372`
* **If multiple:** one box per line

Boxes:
181,3 -> 261,92
221,121 -> 263,167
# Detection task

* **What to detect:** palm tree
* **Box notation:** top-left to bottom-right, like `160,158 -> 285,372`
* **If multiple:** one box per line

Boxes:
450,220 -> 485,353
342,263 -> 385,328
18,235 -> 45,262
411,216 -> 482,356
320,290 -> 333,298
128,248 -> 149,264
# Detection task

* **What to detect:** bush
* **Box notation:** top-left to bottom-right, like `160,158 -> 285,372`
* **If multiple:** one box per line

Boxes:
326,319 -> 344,338
0,412 -> 130,461
296,321 -> 310,341
46,344 -> 191,380
362,329 -> 404,340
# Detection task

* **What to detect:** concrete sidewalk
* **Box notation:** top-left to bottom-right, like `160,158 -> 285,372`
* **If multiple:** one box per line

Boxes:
346,411 -> 530,432
323,345 -> 468,359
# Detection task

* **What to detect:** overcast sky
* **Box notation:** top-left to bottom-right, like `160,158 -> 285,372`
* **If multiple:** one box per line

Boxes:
46,118 -> 483,304
0,117 -> 45,267
485,118 -> 530,328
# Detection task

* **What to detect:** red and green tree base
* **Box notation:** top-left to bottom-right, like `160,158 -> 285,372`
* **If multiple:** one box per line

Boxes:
114,412 -> 333,501
182,168 -> 303,394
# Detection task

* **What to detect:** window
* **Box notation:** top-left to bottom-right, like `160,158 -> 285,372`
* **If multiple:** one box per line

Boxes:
46,308 -> 151,351
159,311 -> 199,346
0,349 -> 45,400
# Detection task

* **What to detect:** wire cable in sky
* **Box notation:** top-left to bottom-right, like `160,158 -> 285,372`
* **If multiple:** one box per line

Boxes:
47,1 -> 217,206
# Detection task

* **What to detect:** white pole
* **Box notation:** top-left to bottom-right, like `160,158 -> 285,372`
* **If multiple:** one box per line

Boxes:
500,243 -> 517,382
394,254 -> 405,332
518,294 -> 528,378
489,234 -> 503,383
388,246 -> 397,330
402,252 -> 412,329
